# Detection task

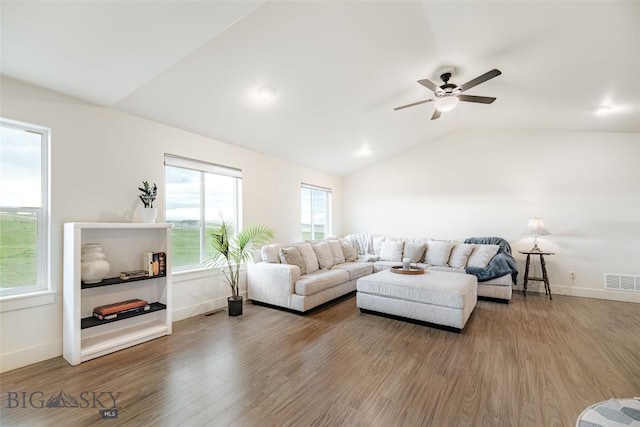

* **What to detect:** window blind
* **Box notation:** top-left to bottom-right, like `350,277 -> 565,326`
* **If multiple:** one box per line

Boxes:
164,154 -> 242,179
301,182 -> 332,193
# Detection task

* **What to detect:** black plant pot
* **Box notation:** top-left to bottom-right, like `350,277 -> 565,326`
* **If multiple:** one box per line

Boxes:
227,296 -> 243,316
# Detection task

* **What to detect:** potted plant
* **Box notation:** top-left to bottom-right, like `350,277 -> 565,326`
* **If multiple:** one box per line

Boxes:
138,181 -> 158,223
206,216 -> 274,316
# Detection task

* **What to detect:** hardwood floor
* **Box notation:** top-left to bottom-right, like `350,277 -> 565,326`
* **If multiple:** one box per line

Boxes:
2,292 -> 639,426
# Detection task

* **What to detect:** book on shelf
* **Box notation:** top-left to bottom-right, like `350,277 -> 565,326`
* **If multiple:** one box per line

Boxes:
119,270 -> 149,280
143,252 -> 166,277
94,299 -> 149,316
93,304 -> 151,321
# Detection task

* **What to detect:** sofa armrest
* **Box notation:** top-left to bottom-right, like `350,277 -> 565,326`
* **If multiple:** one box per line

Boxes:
247,262 -> 301,309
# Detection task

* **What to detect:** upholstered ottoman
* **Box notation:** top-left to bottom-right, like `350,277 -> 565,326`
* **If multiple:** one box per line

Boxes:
356,269 -> 478,331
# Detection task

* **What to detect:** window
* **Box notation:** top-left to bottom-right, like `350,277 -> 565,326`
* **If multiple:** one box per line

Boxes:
165,154 -> 242,271
301,184 -> 331,240
0,119 -> 49,297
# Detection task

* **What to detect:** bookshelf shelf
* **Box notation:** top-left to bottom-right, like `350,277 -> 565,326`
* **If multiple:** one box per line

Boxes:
80,302 -> 167,329
63,222 -> 172,366
81,274 -> 166,289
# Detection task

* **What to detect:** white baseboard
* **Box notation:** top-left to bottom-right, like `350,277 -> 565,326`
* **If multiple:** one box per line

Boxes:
172,291 -> 248,322
517,284 -> 640,303
1,292 -> 248,373
3,287 -> 635,374
0,340 -> 61,373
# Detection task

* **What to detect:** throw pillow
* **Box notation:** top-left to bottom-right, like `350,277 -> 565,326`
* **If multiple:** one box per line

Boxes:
279,246 -> 306,275
448,243 -> 475,268
341,242 -> 358,262
372,235 -> 386,255
327,240 -> 346,265
467,244 -> 500,268
379,240 -> 404,262
295,242 -> 320,274
424,240 -> 454,267
312,241 -> 334,269
261,243 -> 282,263
403,241 -> 427,263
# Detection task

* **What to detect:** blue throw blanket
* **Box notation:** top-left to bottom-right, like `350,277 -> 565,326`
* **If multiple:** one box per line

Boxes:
464,237 -> 518,284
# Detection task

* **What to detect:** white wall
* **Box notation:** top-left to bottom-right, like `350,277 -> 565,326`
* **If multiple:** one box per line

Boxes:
344,129 -> 640,302
0,76 -> 343,372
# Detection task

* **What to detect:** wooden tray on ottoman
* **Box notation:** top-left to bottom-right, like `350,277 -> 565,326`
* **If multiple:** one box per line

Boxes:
390,266 -> 425,275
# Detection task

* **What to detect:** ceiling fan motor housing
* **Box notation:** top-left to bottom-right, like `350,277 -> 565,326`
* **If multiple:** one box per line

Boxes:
438,72 -> 459,96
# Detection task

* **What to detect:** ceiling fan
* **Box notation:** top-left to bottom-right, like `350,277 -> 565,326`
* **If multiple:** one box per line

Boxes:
394,68 -> 502,120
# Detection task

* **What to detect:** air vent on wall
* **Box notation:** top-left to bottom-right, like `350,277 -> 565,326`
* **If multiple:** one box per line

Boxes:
604,273 -> 640,292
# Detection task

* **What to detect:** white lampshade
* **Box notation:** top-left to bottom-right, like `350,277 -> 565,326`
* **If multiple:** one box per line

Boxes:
526,217 -> 550,236
435,96 -> 459,112
525,217 -> 550,251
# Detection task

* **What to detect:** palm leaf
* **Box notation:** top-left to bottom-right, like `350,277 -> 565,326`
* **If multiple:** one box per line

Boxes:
205,215 -> 275,298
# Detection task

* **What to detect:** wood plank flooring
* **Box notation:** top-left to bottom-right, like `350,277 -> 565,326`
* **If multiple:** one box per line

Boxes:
1,291 -> 639,426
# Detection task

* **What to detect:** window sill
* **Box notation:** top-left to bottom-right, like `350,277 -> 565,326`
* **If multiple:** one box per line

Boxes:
0,290 -> 56,313
172,265 -> 245,283
172,267 -> 210,283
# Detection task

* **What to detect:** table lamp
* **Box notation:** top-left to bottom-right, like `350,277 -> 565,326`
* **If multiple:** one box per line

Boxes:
526,217 -> 550,252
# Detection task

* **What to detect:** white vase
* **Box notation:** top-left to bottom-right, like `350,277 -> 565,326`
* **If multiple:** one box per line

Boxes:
140,208 -> 158,224
81,243 -> 110,284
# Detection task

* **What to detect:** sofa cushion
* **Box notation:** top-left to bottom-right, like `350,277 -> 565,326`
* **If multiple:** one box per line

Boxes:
262,243 -> 282,263
425,240 -> 454,267
403,241 -> 427,263
373,260 -> 400,272
332,262 -> 373,281
327,240 -> 346,265
448,243 -> 475,268
379,240 -> 404,261
295,269 -> 350,296
341,242 -> 358,262
312,241 -> 334,269
295,242 -> 320,274
429,266 -> 466,274
467,244 -> 500,268
279,246 -> 306,275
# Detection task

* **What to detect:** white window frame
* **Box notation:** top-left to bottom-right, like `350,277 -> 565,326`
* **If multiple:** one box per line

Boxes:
164,154 -> 243,272
0,118 -> 51,302
301,183 -> 332,240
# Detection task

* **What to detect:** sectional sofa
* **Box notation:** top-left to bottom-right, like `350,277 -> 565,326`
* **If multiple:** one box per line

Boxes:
247,234 -> 516,313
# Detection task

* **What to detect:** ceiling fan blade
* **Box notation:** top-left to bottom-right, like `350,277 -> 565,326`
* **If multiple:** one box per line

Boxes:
458,94 -> 496,104
431,109 -> 442,120
393,99 -> 434,111
459,69 -> 501,92
417,78 -> 439,93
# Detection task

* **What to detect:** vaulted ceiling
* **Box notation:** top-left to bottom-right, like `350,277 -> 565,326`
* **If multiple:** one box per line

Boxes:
2,1 -> 638,175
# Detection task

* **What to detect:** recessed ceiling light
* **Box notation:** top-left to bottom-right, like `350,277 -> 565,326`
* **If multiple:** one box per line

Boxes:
355,144 -> 372,157
259,86 -> 276,99
591,105 -> 611,114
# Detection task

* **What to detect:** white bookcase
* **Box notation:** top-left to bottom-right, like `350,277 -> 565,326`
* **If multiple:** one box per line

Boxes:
63,222 -> 172,366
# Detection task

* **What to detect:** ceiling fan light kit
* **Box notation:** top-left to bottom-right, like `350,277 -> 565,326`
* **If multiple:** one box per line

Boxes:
435,96 -> 459,112
395,68 -> 502,120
